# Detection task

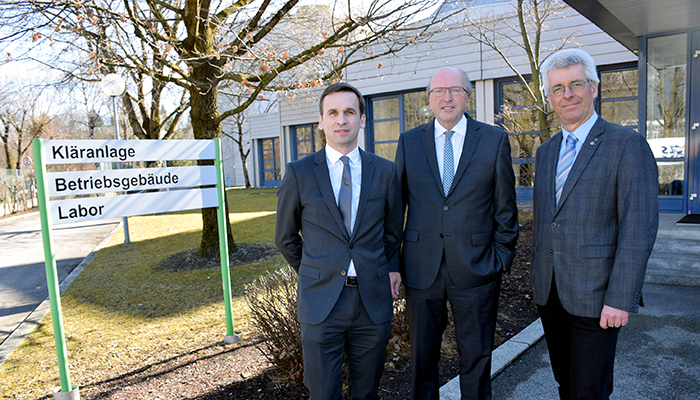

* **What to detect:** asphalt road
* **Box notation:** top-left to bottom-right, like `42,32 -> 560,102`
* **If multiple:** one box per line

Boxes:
0,212 -> 119,346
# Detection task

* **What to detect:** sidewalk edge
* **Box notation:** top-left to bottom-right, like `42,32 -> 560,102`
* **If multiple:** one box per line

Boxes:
439,318 -> 544,399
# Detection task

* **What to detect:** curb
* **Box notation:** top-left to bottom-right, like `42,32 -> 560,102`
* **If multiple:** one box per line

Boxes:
0,211 -> 40,225
0,221 -> 122,366
439,318 -> 544,399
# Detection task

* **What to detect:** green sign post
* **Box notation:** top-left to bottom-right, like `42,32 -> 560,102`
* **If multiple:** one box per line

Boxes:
215,139 -> 237,342
33,139 -> 74,395
33,138 -> 240,398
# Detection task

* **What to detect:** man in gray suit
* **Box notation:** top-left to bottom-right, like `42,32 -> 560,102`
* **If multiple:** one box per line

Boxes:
395,66 -> 519,399
275,82 -> 403,400
531,48 -> 659,400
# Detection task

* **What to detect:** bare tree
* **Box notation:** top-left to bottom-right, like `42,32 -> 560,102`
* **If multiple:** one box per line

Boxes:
0,81 -> 55,169
455,0 -> 577,185
1,0 -> 452,257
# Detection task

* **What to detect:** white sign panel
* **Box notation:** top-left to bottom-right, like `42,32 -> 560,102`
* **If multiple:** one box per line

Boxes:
50,188 -> 219,225
647,137 -> 685,159
47,166 -> 217,197
43,140 -> 215,164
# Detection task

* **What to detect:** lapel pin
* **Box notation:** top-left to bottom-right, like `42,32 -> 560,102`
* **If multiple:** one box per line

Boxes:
590,138 -> 598,146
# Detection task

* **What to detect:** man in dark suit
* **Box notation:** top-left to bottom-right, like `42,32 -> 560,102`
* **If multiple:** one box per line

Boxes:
531,48 -> 659,400
275,82 -> 403,400
395,66 -> 519,400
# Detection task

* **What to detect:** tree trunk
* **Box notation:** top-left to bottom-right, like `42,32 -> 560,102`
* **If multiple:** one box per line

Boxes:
237,136 -> 251,188
190,63 -> 237,258
1,124 -> 12,169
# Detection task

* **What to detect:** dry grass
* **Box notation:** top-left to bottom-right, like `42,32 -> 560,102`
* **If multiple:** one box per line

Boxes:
0,187 -> 283,399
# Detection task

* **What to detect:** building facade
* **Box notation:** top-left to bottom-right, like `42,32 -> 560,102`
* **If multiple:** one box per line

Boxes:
224,0 -> 700,215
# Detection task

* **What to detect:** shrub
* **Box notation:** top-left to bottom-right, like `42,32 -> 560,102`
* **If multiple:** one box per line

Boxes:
245,266 -> 415,381
245,265 -> 304,381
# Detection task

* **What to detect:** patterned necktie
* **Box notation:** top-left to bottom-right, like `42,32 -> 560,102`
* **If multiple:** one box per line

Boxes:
555,134 -> 579,206
338,155 -> 352,235
443,130 -> 455,197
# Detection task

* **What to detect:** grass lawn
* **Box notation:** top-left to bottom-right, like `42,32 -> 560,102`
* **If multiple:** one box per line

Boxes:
0,187 -> 283,399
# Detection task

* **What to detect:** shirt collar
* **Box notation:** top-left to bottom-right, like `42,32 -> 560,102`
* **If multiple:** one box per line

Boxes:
325,144 -> 360,165
563,112 -> 598,144
434,115 -> 468,139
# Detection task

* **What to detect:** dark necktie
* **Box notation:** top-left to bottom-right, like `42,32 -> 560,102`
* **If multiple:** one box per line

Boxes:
555,134 -> 578,206
338,155 -> 352,235
443,130 -> 455,197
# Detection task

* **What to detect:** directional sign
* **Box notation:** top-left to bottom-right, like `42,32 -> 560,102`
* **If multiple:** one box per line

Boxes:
49,188 -> 219,225
47,166 -> 217,197
33,138 -> 239,396
43,140 -> 216,164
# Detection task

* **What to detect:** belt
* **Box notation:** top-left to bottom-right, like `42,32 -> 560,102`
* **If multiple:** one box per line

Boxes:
344,276 -> 358,287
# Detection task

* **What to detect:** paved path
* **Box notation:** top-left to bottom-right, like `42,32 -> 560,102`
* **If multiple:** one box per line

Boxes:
489,283 -> 700,400
0,213 -> 119,350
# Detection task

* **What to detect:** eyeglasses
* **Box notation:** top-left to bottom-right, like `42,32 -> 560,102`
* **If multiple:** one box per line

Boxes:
429,86 -> 468,97
549,80 -> 591,97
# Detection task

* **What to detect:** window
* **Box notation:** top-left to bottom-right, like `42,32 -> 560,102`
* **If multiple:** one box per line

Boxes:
497,68 -> 640,190
291,123 -> 323,160
368,89 -> 476,161
260,138 -> 281,186
599,65 -> 639,130
370,95 -> 402,161
497,78 -> 558,188
645,34 -> 687,197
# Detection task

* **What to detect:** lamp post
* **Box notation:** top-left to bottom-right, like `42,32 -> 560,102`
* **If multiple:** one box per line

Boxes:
100,73 -> 130,243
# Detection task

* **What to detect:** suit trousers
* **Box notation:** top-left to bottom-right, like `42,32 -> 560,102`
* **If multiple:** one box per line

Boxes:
537,278 -> 620,400
406,255 -> 501,400
300,284 -> 392,400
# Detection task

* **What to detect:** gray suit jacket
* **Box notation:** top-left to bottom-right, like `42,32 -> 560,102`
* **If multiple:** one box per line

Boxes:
275,148 -> 403,325
530,117 -> 659,318
395,115 -> 519,290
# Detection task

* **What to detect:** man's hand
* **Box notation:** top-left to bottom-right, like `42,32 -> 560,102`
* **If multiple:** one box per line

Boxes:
599,305 -> 629,329
389,272 -> 402,299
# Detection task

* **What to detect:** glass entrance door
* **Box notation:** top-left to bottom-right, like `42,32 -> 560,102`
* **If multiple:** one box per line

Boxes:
645,33 -> 688,212
688,31 -> 700,214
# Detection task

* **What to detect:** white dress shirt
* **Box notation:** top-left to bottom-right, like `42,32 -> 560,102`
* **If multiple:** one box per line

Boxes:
325,144 -> 361,276
434,115 -> 468,181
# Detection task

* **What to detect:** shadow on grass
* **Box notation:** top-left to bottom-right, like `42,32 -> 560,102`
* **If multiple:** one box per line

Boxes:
63,212 -> 283,319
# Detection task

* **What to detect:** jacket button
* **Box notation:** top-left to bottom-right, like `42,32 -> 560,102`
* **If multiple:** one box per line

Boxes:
349,244 -> 354,249
341,270 -> 347,276
439,233 -> 444,238
443,206 -> 449,211
549,249 -> 553,254
551,222 -> 557,228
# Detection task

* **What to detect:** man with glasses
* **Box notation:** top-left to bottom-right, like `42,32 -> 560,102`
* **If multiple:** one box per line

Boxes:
531,48 -> 658,399
395,66 -> 518,399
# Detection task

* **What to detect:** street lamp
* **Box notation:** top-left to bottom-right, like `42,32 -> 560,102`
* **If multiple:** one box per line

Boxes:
99,73 -> 130,243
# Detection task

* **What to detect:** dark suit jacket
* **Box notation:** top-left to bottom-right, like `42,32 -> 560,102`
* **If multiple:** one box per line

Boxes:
275,148 -> 403,325
395,115 -> 519,290
530,117 -> 659,318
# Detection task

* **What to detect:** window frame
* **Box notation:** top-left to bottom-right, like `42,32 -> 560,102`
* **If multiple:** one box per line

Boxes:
366,87 -> 476,160
259,137 -> 281,187
290,122 -> 321,160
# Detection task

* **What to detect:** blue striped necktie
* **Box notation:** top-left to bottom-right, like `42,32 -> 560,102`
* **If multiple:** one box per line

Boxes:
555,134 -> 578,206
443,130 -> 455,197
